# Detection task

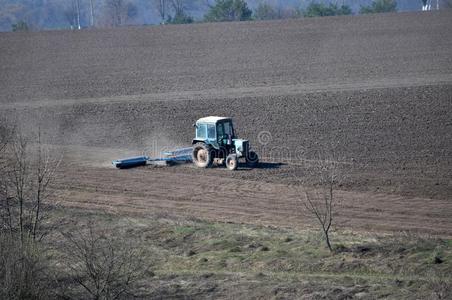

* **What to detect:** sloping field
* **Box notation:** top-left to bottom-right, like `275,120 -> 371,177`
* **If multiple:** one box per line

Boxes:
1,11 -> 451,234
1,11 -> 451,103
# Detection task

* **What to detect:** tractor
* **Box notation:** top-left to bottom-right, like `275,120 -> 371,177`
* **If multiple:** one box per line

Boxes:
192,116 -> 258,170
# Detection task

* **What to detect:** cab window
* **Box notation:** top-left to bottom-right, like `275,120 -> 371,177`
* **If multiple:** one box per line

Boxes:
223,121 -> 233,136
207,124 -> 216,139
196,124 -> 206,139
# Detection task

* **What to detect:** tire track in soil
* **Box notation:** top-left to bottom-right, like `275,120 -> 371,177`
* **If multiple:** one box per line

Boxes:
51,162 -> 452,237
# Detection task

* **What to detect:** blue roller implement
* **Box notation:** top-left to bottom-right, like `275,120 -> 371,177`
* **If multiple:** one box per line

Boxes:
112,147 -> 193,169
161,147 -> 193,162
112,156 -> 149,169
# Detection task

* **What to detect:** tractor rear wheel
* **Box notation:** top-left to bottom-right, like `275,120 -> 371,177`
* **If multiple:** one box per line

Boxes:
192,143 -> 213,168
226,154 -> 238,171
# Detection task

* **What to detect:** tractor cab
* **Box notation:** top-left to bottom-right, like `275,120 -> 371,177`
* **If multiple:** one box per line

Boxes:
194,117 -> 234,149
192,116 -> 258,170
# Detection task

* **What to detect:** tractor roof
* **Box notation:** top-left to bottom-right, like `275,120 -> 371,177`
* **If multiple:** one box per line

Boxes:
196,116 -> 231,123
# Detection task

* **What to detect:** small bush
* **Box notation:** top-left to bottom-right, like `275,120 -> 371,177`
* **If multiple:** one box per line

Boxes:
0,233 -> 51,299
360,0 -> 397,14
204,0 -> 252,22
167,12 -> 194,24
304,3 -> 352,17
11,21 -> 29,32
58,224 -> 150,299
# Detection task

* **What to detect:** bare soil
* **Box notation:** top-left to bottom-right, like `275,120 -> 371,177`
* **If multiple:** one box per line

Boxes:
1,11 -> 451,103
1,11 -> 451,237
52,157 -> 452,237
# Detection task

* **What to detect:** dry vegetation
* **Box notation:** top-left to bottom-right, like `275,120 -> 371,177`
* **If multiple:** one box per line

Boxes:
0,122 -> 149,299
4,204 -> 451,299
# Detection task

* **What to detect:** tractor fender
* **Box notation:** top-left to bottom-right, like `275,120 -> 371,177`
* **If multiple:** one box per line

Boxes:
192,139 -> 205,145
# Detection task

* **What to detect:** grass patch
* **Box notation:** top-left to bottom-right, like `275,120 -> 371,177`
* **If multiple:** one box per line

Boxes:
44,207 -> 451,299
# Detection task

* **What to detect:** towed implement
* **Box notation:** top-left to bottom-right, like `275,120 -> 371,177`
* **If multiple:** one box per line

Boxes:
113,116 -> 258,171
112,147 -> 192,169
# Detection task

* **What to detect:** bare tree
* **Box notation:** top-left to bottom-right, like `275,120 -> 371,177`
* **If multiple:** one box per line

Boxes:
0,120 -> 14,235
64,0 -> 81,29
301,156 -> 342,252
170,0 -> 185,16
105,0 -> 138,27
0,119 -> 13,166
106,0 -> 126,26
90,0 -> 96,26
154,0 -> 168,23
0,123 -> 56,299
75,0 -> 82,29
59,223 -> 149,300
0,129 -> 60,244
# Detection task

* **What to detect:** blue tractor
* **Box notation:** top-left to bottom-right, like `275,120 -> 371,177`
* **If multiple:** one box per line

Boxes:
192,116 -> 259,170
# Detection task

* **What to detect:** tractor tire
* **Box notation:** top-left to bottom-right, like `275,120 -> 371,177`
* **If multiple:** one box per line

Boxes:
192,143 -> 213,168
218,146 -> 228,167
246,150 -> 259,167
226,154 -> 238,171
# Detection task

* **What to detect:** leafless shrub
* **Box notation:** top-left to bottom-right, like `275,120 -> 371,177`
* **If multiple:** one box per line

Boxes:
0,130 -> 61,243
0,122 -> 60,298
0,120 -> 14,171
301,155 -> 343,252
58,223 -> 150,300
0,120 -> 59,298
0,233 -> 51,299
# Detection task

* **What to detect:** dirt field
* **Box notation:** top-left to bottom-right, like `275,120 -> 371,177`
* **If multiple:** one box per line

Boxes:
1,11 -> 452,103
1,11 -> 452,237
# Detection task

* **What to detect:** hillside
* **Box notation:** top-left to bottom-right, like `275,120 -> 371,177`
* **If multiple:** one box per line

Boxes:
0,10 -> 451,223
1,10 -> 451,103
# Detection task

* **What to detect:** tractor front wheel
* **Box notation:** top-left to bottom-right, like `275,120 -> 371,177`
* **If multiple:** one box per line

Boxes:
226,154 -> 238,171
192,143 -> 213,168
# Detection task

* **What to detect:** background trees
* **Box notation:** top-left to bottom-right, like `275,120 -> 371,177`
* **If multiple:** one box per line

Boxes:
204,0 -> 252,22
304,3 -> 352,17
104,0 -> 139,26
253,2 -> 278,20
4,0 -> 452,30
154,0 -> 168,23
166,0 -> 194,24
11,20 -> 28,31
154,0 -> 193,24
360,0 -> 398,13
